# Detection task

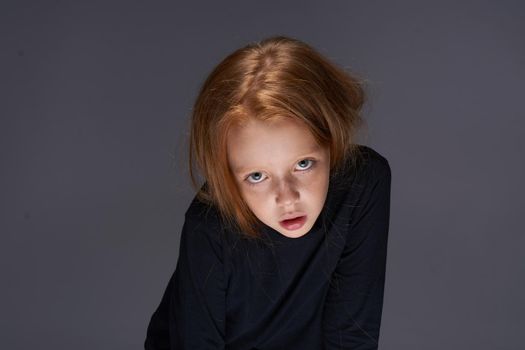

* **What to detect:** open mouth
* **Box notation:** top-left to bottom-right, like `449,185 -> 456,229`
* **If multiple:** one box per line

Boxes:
279,215 -> 307,231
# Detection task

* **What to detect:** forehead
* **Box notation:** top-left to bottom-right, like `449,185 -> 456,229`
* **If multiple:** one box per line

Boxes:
226,117 -> 323,172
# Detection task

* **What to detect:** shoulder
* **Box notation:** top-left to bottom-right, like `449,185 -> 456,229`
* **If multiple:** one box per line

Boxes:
354,144 -> 391,182
324,144 -> 391,218
181,191 -> 226,250
333,144 -> 391,189
185,192 -> 220,223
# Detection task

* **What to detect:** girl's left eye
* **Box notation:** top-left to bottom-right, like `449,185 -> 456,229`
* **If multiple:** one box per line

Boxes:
296,159 -> 315,170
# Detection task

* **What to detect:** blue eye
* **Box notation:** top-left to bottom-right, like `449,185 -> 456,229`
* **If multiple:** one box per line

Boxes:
246,172 -> 266,185
296,159 -> 315,170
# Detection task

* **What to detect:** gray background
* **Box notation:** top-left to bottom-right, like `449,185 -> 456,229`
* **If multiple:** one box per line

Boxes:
1,1 -> 524,349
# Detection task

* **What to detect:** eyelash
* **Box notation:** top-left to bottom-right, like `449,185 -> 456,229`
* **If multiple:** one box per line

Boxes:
245,159 -> 317,186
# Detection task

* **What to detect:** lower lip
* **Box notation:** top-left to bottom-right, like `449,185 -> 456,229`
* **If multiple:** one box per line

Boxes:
279,215 -> 307,231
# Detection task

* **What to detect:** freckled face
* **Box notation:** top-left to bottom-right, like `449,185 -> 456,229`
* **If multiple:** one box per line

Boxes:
226,118 -> 330,238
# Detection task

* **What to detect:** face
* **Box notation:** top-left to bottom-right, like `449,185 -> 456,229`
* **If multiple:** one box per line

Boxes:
226,117 -> 330,238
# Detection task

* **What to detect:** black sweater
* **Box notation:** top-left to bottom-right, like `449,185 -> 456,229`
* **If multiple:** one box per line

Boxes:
145,145 -> 391,349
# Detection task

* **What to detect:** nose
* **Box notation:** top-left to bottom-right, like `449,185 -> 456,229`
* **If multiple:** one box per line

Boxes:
275,177 -> 300,207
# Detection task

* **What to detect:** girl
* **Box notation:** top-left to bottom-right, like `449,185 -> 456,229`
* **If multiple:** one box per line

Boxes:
145,35 -> 391,349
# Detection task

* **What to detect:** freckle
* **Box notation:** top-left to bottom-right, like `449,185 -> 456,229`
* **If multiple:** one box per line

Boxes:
17,49 -> 25,56
23,211 -> 31,220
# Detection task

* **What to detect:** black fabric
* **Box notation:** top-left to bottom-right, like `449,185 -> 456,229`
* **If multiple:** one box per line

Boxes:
145,145 -> 391,350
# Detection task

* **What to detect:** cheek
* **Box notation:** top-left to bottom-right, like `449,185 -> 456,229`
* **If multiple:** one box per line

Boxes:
239,188 -> 272,215
305,170 -> 330,205
305,183 -> 328,207
301,168 -> 329,190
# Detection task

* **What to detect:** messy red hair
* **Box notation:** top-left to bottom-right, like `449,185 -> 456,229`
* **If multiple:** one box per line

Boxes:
189,35 -> 366,239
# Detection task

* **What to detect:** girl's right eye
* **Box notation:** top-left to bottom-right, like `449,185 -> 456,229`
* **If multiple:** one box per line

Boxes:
246,172 -> 266,185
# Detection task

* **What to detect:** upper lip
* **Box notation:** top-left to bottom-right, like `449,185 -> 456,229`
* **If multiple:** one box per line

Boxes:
279,212 -> 306,221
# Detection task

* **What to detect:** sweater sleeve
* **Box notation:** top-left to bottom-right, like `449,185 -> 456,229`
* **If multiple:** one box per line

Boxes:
145,203 -> 227,350
323,155 -> 391,349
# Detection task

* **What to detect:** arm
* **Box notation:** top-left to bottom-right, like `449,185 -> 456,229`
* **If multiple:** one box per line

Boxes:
323,156 -> 391,349
145,203 -> 227,349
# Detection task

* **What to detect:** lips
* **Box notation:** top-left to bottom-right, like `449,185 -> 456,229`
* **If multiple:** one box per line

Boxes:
279,214 -> 307,231
279,212 -> 306,221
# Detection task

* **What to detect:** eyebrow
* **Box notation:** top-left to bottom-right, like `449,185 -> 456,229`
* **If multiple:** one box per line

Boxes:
232,143 -> 323,174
